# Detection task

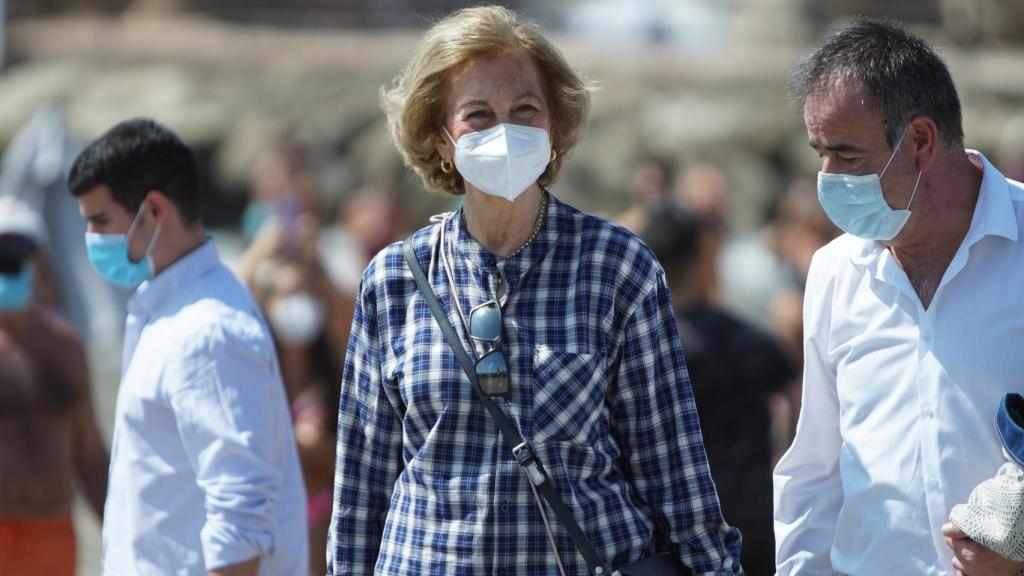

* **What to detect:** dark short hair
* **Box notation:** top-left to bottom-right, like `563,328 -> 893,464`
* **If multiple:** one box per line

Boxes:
68,118 -> 201,224
789,17 -> 963,148
638,200 -> 700,281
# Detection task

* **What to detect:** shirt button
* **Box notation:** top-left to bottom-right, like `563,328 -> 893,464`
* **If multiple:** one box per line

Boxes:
923,407 -> 935,419
925,477 -> 940,489
499,500 -> 510,512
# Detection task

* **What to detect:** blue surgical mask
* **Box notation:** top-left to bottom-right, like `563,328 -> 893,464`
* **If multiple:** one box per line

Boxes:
85,204 -> 161,288
0,264 -> 33,312
817,130 -> 923,241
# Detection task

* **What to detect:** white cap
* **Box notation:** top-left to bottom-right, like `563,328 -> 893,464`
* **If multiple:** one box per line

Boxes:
0,195 -> 48,249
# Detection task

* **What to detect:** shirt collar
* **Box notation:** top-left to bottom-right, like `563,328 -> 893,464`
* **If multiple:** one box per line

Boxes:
962,149 -> 1018,245
449,191 -> 565,277
128,238 -> 219,316
849,149 -> 1018,267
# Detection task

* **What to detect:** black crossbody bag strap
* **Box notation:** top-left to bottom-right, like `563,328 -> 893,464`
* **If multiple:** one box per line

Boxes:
403,236 -> 612,575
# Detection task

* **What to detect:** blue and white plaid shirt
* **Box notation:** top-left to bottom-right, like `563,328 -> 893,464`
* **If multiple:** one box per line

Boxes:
328,194 -> 743,575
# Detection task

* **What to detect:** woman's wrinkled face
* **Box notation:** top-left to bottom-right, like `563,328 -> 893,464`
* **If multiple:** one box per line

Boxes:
436,50 -> 552,157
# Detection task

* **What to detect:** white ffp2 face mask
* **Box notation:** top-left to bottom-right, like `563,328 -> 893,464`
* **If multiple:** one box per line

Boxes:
268,292 -> 325,345
445,123 -> 552,202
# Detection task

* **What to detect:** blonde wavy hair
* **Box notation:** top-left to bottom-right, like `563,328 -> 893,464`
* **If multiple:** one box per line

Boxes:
381,5 -> 591,196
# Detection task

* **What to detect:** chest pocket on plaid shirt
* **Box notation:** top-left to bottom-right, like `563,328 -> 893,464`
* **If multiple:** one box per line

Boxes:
531,345 -> 608,446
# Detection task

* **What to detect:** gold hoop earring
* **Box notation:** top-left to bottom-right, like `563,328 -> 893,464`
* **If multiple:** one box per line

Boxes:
440,159 -> 454,174
550,149 -> 558,163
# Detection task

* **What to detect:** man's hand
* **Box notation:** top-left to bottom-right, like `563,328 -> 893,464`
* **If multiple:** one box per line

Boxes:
942,522 -> 1024,576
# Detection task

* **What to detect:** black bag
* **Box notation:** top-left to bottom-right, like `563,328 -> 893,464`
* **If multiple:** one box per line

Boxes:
404,237 -> 690,576
618,551 -> 690,575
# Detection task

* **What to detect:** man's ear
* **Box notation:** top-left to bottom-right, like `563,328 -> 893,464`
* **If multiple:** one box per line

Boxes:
143,190 -> 172,227
909,115 -> 939,174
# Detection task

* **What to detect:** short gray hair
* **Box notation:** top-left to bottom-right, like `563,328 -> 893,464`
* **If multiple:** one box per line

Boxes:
789,18 -> 963,149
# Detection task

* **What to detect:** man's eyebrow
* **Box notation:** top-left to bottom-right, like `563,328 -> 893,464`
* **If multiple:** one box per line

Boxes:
809,140 -> 866,153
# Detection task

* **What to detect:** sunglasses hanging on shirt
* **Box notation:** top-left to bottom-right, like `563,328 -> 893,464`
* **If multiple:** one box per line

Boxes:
469,300 -> 510,397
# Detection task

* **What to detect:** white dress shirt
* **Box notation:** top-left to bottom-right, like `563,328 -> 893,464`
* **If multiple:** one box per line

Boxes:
774,151 -> 1024,575
102,240 -> 307,575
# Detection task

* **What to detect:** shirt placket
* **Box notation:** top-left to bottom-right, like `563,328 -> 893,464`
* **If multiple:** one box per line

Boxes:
491,258 -> 541,574
914,242 -> 973,573
470,261 -> 517,574
916,301 -> 952,570
874,251 -> 950,572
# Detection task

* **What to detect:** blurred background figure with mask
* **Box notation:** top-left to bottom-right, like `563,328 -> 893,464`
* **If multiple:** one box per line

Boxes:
639,199 -> 794,576
240,138 -> 323,245
0,195 -> 108,576
614,155 -> 674,233
236,194 -> 353,576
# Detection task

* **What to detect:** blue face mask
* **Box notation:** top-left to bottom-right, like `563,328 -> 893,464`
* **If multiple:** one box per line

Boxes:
817,130 -> 923,241
85,204 -> 161,288
0,264 -> 33,312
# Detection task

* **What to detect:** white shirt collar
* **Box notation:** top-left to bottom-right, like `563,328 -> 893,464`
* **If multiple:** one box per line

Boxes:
128,238 -> 219,316
848,149 -> 1019,267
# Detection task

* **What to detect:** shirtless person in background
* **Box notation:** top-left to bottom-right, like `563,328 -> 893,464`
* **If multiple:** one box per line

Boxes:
0,196 -> 108,576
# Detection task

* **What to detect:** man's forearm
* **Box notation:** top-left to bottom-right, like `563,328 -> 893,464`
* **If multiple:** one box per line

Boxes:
209,555 -> 260,576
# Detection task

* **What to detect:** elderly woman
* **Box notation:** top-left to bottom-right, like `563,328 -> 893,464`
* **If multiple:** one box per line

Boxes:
328,6 -> 742,575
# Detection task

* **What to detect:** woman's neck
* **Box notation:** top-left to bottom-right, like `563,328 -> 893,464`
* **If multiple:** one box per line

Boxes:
462,185 -> 545,257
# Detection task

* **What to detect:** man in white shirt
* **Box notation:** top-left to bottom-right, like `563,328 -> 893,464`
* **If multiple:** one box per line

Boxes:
774,18 -> 1024,576
68,118 -> 307,576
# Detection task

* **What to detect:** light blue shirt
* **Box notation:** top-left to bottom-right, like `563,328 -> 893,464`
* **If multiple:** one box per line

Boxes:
102,240 -> 308,575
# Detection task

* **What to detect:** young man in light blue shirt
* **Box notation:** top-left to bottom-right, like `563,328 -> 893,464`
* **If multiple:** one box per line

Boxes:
69,118 -> 307,576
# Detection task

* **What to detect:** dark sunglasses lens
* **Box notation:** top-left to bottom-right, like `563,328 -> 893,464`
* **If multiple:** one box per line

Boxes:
0,259 -> 22,275
0,252 -> 27,275
475,349 -> 508,396
470,303 -> 501,342
0,237 -> 33,275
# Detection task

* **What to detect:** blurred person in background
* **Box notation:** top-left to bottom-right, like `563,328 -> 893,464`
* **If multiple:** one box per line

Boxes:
763,179 -> 840,453
614,155 -> 674,232
337,180 -> 411,266
774,18 -> 1024,575
763,179 -> 841,361
328,5 -> 742,575
0,195 -> 107,576
69,118 -> 307,576
765,178 -> 840,294
235,206 -> 353,576
673,160 -> 730,302
240,138 -> 322,244
639,199 -> 794,576
235,209 -> 352,402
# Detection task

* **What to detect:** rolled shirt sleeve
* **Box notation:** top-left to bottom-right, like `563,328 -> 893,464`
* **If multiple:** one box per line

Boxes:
167,327 -> 284,570
610,266 -> 744,574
